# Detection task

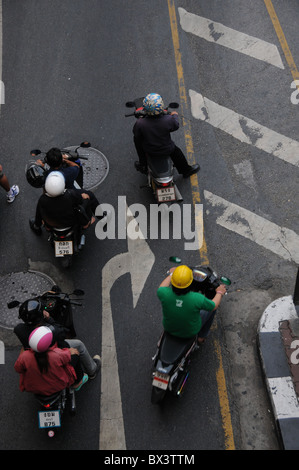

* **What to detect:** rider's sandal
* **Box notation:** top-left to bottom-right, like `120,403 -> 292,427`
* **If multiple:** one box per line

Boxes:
73,373 -> 88,391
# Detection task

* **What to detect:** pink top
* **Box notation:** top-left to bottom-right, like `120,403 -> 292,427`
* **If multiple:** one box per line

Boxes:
14,346 -> 77,395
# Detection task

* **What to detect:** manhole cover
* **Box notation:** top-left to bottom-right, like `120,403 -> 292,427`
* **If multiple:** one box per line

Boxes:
66,146 -> 109,191
0,271 -> 55,330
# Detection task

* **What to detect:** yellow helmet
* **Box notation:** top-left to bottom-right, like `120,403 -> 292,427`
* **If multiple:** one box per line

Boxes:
171,265 -> 193,289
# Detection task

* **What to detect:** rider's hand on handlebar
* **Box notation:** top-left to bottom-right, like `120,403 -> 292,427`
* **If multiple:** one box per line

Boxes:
216,284 -> 227,296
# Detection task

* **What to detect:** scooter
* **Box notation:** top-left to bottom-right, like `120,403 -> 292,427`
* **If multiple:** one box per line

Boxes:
26,142 -> 94,268
9,286 -> 84,340
35,387 -> 76,438
29,141 -> 91,188
151,259 -> 231,404
125,98 -> 183,203
9,287 -> 84,436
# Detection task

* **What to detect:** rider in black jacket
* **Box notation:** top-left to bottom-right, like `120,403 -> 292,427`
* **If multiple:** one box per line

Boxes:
133,93 -> 200,177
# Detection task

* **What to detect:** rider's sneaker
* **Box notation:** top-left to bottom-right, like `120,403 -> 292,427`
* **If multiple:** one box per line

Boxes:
29,218 -> 42,235
7,185 -> 19,203
89,355 -> 101,380
134,161 -> 147,174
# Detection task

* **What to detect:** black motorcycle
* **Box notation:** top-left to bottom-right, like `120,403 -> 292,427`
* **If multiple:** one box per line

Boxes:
151,259 -> 231,404
26,142 -> 93,268
10,287 -> 84,437
125,98 -> 183,203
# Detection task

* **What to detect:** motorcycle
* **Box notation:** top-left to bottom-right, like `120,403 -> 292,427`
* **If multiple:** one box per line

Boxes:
9,287 -> 84,436
151,258 -> 231,404
29,141 -> 91,189
125,98 -> 183,203
27,142 -> 94,268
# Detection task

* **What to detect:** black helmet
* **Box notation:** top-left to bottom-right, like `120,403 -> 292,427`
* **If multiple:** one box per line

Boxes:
18,299 -> 43,324
26,164 -> 45,188
45,148 -> 63,168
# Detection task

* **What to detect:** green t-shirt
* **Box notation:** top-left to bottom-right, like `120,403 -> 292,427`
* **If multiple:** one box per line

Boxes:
157,287 -> 216,338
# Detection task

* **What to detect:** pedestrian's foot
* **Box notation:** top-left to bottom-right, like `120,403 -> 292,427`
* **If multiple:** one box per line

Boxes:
183,164 -> 200,178
89,355 -> 101,380
7,185 -> 19,203
29,218 -> 42,235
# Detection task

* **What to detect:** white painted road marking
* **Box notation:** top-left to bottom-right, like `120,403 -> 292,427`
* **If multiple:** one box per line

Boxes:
189,89 -> 299,168
0,341 -> 4,364
178,7 -> 284,69
204,190 -> 299,264
99,207 -> 155,450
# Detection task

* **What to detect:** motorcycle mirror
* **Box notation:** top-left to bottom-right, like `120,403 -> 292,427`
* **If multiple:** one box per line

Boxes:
125,101 -> 136,108
169,256 -> 181,263
72,289 -> 85,296
30,149 -> 41,156
80,141 -> 90,148
7,300 -> 20,309
168,102 -> 179,109
220,276 -> 231,286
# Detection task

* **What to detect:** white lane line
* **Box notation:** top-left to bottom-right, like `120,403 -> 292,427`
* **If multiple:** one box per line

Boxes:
189,89 -> 299,168
178,7 -> 284,69
204,190 -> 299,264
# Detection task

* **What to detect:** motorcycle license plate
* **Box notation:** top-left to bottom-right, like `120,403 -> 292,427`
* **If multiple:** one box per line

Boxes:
152,372 -> 170,390
38,410 -> 61,429
157,187 -> 176,202
54,240 -> 73,257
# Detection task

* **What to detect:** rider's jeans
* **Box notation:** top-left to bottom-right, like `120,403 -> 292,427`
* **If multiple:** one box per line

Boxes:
65,339 -> 97,375
199,310 -> 217,338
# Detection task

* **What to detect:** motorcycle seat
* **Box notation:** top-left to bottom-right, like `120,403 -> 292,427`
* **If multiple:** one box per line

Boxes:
160,332 -> 196,365
35,390 -> 63,402
147,155 -> 173,178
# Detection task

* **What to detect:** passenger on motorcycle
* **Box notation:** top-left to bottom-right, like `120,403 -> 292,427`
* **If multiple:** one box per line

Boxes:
29,171 -> 97,235
133,93 -> 200,178
14,326 -> 88,395
157,265 -> 227,343
36,147 -> 81,189
14,295 -> 101,380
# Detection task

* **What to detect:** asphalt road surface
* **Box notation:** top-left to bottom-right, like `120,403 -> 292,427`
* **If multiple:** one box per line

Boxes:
1,0 -> 298,452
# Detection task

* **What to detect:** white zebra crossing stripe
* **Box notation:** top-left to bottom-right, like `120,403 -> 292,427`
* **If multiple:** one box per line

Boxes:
189,89 -> 299,168
204,190 -> 299,264
178,7 -> 284,69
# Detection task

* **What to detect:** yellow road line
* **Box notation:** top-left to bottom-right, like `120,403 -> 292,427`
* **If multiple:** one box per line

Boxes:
264,0 -> 299,81
167,0 -> 235,450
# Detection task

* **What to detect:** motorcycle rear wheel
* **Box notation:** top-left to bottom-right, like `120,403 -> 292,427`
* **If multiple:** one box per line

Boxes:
151,386 -> 166,404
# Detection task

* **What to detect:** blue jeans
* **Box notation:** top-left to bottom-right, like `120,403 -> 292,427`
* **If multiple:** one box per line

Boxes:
65,339 -> 97,375
199,309 -> 217,338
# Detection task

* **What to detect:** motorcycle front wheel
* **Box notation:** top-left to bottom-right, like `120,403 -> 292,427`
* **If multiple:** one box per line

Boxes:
151,386 -> 166,404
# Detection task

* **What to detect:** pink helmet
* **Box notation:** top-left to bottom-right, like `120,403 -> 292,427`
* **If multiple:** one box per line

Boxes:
29,326 -> 53,352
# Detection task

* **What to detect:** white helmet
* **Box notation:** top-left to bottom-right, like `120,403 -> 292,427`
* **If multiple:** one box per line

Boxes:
45,171 -> 65,197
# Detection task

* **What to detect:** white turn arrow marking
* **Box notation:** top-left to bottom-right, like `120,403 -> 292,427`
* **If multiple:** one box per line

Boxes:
99,206 -> 155,450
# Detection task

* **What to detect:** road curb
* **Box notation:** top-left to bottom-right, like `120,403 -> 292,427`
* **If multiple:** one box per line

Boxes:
258,295 -> 299,449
